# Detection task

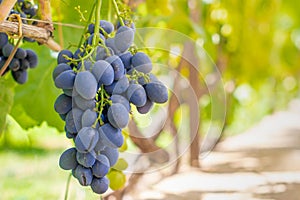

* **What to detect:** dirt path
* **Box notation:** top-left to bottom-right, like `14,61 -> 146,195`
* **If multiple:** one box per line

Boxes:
125,100 -> 300,200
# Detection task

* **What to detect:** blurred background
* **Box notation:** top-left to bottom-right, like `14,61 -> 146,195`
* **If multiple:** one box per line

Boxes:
0,0 -> 300,199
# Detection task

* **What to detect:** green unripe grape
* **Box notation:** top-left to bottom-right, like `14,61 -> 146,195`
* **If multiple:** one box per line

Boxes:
112,158 -> 128,171
107,169 -> 126,190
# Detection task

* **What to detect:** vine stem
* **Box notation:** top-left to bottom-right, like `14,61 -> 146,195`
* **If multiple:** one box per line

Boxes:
108,0 -> 112,22
64,173 -> 72,200
0,36 -> 23,76
112,0 -> 125,26
92,0 -> 102,47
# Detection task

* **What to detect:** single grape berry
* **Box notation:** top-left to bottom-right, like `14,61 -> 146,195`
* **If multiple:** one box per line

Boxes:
145,81 -> 168,103
75,127 -> 99,153
74,71 -> 98,100
131,52 -> 153,73
92,154 -> 110,178
126,83 -> 147,107
114,26 -> 135,52
73,165 -> 93,186
59,148 -> 78,170
91,176 -> 109,194
105,55 -> 125,80
99,123 -> 124,148
57,49 -> 73,64
107,103 -> 129,129
11,69 -> 28,84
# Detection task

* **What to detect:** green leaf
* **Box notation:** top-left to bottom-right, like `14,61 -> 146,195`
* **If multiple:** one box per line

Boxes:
0,78 -> 15,136
0,115 -> 30,147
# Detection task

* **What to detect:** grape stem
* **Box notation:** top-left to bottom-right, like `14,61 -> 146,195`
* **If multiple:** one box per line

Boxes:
0,36 -> 23,76
64,173 -> 72,200
94,85 -> 105,127
92,0 -> 102,47
112,0 -> 125,26
108,0 -> 112,22
78,2 -> 96,48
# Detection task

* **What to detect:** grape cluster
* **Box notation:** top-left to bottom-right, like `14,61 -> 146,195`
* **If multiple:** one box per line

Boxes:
0,33 -> 38,84
0,0 -> 38,83
54,20 -> 168,194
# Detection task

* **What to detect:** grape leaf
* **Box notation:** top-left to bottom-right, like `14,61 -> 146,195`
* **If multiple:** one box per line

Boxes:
0,78 -> 15,136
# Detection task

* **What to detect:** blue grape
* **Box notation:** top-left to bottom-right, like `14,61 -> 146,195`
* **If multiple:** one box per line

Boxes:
105,55 -> 125,80
63,88 -> 73,97
57,49 -> 73,64
0,33 -> 8,48
66,131 -> 76,139
2,43 -> 13,57
54,70 -> 76,89
8,58 -> 20,71
60,113 -> 67,121
15,48 -> 27,59
75,127 -> 99,153
54,94 -> 72,115
131,52 -> 152,73
88,20 -> 114,35
76,151 -> 96,168
104,81 -> 116,95
95,47 -> 107,61
107,103 -> 129,129
65,109 -> 78,133
91,60 -> 114,86
114,26 -> 134,52
59,147 -> 78,170
94,138 -> 105,153
105,38 -> 120,55
87,33 -> 105,45
74,165 -> 93,186
52,63 -> 72,81
74,71 -> 98,100
20,59 -> 30,70
126,83 -> 147,107
87,23 -> 95,34
91,177 -> 109,194
145,81 -> 168,103
92,154 -> 110,178
81,109 -> 98,128
111,75 -> 129,95
110,94 -> 130,112
73,108 -> 83,131
95,47 -> 114,61
119,51 -> 132,70
101,147 -> 119,166
26,49 -> 38,68
11,69 -> 28,84
100,20 -> 114,34
138,73 -> 158,85
99,123 -> 124,148
74,95 -> 96,110
137,99 -> 154,114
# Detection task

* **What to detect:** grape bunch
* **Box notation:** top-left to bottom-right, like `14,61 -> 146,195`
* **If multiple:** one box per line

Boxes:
54,19 -> 168,194
0,0 -> 38,84
0,33 -> 38,84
